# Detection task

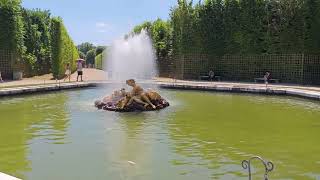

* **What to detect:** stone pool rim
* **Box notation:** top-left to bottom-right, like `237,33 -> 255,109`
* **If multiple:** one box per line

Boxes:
0,80 -> 319,101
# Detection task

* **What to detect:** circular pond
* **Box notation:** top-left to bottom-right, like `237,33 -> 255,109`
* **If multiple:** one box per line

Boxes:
0,88 -> 319,180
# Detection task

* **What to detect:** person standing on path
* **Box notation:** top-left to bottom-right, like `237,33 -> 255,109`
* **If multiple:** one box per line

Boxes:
0,71 -> 4,83
264,71 -> 270,88
77,60 -> 83,82
64,63 -> 71,82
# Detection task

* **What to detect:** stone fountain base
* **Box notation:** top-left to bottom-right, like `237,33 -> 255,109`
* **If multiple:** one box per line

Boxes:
95,98 -> 169,112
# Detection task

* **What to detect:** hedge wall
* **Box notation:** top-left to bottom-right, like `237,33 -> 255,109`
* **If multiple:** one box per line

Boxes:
95,50 -> 108,70
94,53 -> 103,70
1,1 -> 78,79
170,53 -> 320,85
51,18 -> 79,79
0,0 -> 24,54
22,8 -> 52,76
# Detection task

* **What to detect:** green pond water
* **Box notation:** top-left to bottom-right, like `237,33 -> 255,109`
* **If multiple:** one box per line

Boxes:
0,88 -> 320,180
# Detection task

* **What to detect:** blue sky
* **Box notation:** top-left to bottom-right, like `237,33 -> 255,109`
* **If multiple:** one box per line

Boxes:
22,0 -> 177,46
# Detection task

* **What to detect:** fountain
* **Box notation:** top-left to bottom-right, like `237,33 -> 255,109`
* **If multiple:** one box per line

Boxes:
95,30 -> 169,112
106,29 -> 157,81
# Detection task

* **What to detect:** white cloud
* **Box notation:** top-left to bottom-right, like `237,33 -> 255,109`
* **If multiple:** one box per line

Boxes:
95,22 -> 115,33
97,29 -> 107,33
96,22 -> 109,28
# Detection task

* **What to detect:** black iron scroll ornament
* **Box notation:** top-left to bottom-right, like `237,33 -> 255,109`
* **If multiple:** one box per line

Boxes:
242,156 -> 274,180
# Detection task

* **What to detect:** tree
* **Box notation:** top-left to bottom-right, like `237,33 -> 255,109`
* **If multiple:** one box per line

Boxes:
95,46 -> 106,55
86,49 -> 96,65
77,42 -> 95,55
79,51 -> 86,59
133,21 -> 152,34
151,19 -> 172,58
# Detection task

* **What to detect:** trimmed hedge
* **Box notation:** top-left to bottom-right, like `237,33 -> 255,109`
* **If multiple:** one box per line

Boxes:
1,1 -> 79,79
51,17 -> 79,79
0,0 -> 24,54
94,53 -> 103,70
22,8 -> 52,76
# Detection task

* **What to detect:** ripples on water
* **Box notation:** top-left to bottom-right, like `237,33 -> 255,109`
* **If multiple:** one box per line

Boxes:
0,88 -> 319,180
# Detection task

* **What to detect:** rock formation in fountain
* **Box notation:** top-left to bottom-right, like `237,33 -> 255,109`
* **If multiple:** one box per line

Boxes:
94,87 -> 169,112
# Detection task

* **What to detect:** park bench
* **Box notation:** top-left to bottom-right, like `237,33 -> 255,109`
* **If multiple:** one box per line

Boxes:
199,73 -> 221,81
254,78 -> 280,83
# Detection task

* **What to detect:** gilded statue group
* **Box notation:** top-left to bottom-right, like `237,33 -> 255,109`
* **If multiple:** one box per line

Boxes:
95,79 -> 169,112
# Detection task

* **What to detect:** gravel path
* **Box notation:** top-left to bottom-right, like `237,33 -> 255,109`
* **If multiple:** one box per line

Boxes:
0,68 -> 107,88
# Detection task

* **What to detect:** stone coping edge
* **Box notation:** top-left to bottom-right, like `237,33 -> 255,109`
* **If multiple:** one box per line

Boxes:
0,82 -> 98,97
0,81 -> 319,101
158,83 -> 320,101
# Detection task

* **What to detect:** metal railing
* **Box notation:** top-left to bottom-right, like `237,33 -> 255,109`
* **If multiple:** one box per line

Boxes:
242,156 -> 274,180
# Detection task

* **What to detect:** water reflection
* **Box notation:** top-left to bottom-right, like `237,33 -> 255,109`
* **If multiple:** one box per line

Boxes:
0,93 -> 70,178
118,113 -> 148,138
105,112 -> 158,179
167,91 -> 320,180
1,88 -> 320,180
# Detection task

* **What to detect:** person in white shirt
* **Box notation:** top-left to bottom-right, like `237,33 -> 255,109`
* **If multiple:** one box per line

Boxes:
77,60 -> 83,82
264,71 -> 270,88
0,71 -> 4,83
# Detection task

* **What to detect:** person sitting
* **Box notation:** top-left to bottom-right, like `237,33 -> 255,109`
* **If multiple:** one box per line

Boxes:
120,79 -> 156,109
208,70 -> 215,81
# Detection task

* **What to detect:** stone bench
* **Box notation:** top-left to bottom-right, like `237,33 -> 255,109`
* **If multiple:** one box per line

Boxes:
254,78 -> 280,83
199,75 -> 221,81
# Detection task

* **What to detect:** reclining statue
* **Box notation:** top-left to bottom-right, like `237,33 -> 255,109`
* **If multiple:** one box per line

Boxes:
119,79 -> 156,109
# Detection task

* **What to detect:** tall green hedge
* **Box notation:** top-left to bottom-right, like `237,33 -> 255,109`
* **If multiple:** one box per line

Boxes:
1,1 -> 78,79
95,50 -> 107,70
169,0 -> 320,56
22,8 -> 52,76
51,17 -> 79,79
95,53 -> 103,70
0,0 -> 25,54
132,0 -> 320,59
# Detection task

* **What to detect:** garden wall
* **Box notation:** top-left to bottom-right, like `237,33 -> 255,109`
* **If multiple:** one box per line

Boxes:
0,50 -> 13,79
157,57 -> 175,78
168,54 -> 320,85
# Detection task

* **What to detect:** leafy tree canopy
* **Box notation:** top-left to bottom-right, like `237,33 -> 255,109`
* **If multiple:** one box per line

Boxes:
77,42 -> 95,55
